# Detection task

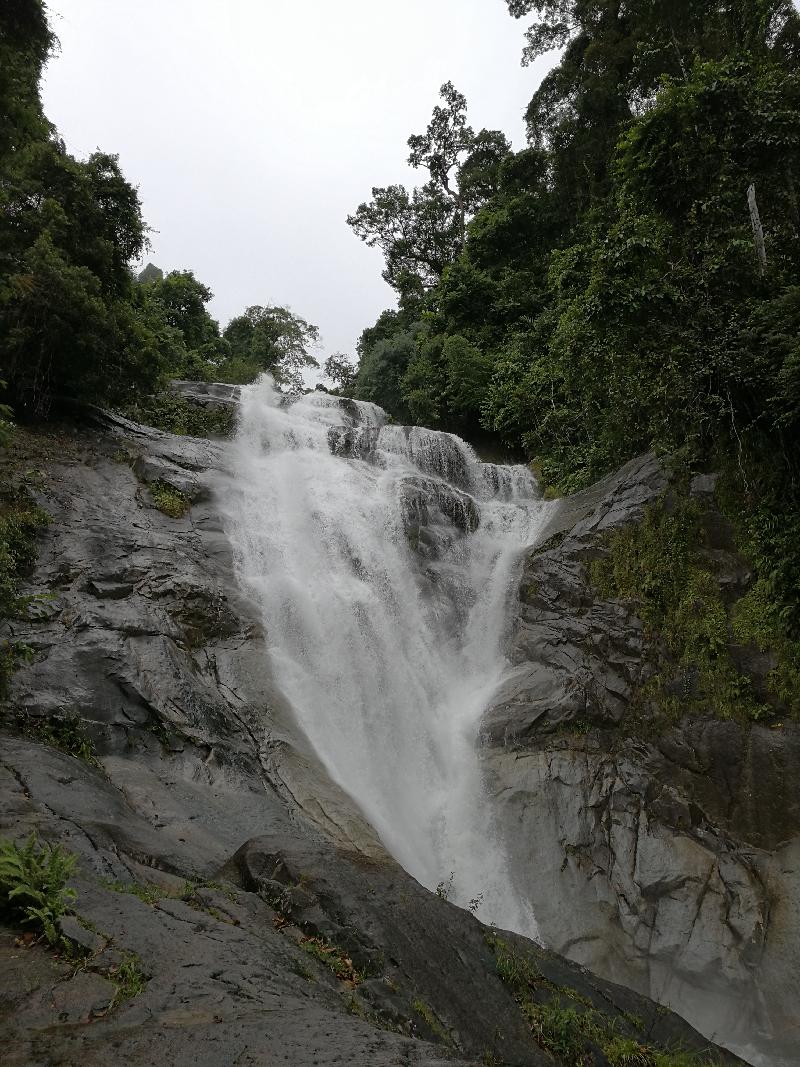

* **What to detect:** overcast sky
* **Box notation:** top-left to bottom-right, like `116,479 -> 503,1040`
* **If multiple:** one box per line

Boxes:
42,0 -> 554,371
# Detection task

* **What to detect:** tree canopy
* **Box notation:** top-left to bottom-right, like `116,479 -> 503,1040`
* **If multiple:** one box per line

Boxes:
347,83 -> 510,301
0,1 -> 322,414
222,305 -> 319,391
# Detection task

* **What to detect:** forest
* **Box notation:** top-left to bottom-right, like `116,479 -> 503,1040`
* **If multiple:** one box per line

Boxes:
349,0 -> 800,639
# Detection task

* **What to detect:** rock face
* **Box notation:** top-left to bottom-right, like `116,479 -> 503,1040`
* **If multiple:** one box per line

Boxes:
485,455 -> 800,1067
0,416 -> 742,1067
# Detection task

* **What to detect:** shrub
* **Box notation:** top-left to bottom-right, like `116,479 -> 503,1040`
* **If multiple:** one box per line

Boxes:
120,392 -> 235,439
0,382 -> 14,448
0,485 -> 49,617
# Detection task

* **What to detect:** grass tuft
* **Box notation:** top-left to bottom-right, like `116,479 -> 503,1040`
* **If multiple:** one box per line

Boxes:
111,953 -> 148,1005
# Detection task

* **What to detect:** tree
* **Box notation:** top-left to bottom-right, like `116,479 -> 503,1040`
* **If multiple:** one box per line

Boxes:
142,270 -> 220,351
222,305 -> 319,390
0,136 -> 160,412
1,1 -> 328,417
137,262 -> 164,284
506,1 -> 800,217
354,323 -> 421,420
1,232 -> 171,412
0,0 -> 53,163
348,83 -> 510,299
323,354 -> 357,396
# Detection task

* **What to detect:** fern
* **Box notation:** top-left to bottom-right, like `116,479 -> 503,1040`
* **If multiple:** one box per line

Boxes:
0,833 -> 77,945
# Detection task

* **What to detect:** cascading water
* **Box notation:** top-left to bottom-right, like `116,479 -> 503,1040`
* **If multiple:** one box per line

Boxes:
223,376 -> 552,935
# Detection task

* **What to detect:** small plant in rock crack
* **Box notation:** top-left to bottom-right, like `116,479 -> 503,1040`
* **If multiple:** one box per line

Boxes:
5,710 -> 101,767
412,998 -> 452,1044
603,1036 -> 657,1066
148,480 -> 191,518
301,936 -> 364,985
467,892 -> 484,914
101,879 -> 162,905
0,833 -> 77,946
435,872 -> 454,901
111,953 -> 148,1005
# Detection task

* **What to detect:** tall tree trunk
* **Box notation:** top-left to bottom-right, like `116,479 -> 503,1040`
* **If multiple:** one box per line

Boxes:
747,183 -> 768,277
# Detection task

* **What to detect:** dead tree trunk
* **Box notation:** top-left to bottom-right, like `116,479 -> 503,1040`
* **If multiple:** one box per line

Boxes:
747,183 -> 768,277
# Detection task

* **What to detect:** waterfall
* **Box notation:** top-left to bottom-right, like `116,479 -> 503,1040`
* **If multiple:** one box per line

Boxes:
223,376 -> 552,935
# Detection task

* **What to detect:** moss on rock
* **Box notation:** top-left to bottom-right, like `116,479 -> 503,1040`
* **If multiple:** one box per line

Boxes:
589,488 -> 800,724
148,480 -> 191,519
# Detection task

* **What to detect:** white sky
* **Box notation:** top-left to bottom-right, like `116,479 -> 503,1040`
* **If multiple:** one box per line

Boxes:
42,0 -> 554,369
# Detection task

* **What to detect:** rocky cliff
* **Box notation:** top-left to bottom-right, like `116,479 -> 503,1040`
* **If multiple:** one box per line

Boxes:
486,455 -> 800,1067
0,391 -> 775,1065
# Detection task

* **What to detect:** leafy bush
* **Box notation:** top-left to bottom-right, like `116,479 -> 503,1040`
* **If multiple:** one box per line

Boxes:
0,833 -> 77,945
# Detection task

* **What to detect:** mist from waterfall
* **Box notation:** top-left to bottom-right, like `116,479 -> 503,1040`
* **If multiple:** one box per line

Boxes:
224,376 -> 552,935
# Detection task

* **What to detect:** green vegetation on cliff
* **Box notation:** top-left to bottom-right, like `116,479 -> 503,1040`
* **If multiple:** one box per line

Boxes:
0,480 -> 48,696
119,393 -> 236,439
590,487 -> 800,725
487,933 -> 724,1067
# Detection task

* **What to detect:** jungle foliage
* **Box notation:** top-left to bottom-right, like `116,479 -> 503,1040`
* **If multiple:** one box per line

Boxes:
349,0 -> 800,635
0,2 -> 318,422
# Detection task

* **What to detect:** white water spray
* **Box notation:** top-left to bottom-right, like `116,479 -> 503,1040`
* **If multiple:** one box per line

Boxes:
224,377 -> 552,934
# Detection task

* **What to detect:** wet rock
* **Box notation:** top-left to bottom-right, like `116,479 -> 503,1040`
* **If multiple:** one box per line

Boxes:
170,380 -> 241,410
0,411 -> 743,1067
133,453 -> 207,502
58,914 -> 108,956
51,970 -> 116,1023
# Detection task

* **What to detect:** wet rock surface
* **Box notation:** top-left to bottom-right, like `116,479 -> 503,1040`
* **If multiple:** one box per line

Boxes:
486,454 -> 800,1067
0,414 -> 743,1066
